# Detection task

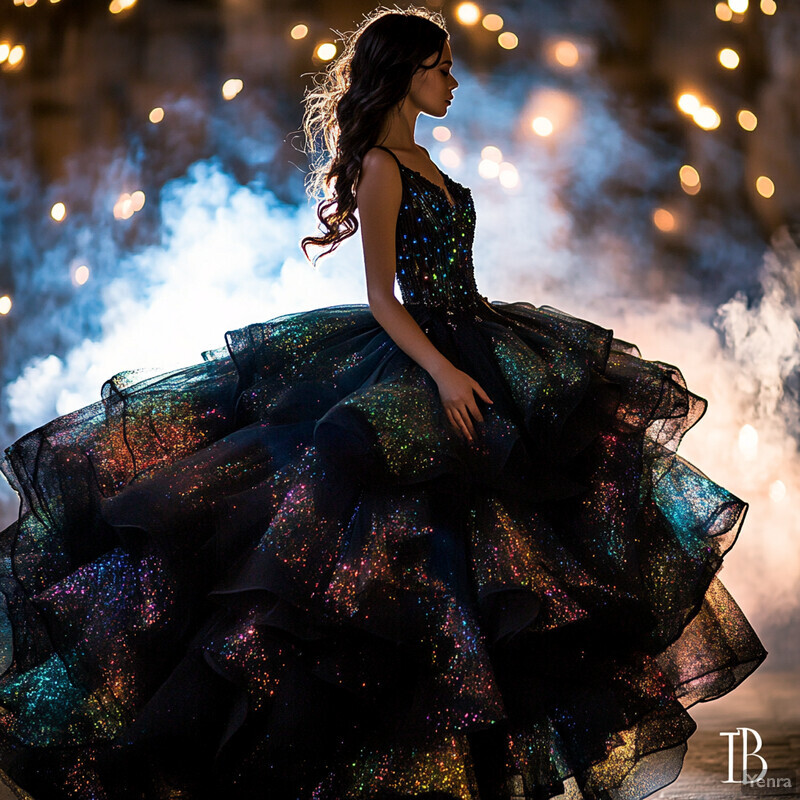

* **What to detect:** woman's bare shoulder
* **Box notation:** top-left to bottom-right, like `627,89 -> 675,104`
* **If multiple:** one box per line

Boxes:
357,148 -> 401,204
361,147 -> 400,177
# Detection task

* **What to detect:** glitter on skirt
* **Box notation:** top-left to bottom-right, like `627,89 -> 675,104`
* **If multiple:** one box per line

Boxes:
0,145 -> 766,800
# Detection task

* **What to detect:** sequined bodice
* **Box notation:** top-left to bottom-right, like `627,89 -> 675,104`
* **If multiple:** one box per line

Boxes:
372,146 -> 483,312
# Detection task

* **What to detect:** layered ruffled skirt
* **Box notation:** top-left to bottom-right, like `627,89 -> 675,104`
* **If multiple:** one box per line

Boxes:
0,298 -> 767,799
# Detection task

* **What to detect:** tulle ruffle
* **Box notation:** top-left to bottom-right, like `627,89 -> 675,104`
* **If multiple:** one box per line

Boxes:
0,299 -> 766,799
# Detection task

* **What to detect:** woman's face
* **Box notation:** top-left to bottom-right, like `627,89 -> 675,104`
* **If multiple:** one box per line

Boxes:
407,39 -> 459,117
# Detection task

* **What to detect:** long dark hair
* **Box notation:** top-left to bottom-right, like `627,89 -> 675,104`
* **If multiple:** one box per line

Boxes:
300,6 -> 449,266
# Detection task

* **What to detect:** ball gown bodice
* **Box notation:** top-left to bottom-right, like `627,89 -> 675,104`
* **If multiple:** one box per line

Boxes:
0,144 -> 767,800
375,145 -> 483,314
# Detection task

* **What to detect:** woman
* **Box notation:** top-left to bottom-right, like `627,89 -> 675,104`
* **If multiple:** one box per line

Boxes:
0,6 -> 767,800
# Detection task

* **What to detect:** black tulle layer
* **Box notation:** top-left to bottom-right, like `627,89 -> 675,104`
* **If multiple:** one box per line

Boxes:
0,298 -> 766,800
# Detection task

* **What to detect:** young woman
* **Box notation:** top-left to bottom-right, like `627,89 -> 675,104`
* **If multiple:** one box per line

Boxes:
0,6 -> 766,800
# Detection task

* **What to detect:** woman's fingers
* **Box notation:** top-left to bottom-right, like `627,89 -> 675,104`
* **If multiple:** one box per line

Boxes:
447,406 -> 475,441
471,378 -> 494,406
446,408 -> 469,441
468,399 -> 484,424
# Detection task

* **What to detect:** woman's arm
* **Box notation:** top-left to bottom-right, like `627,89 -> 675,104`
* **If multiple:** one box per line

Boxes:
356,147 -> 492,441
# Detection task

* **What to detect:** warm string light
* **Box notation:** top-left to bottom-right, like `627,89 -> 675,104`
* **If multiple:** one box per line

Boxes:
149,107 -> 165,124
0,296 -> 11,316
109,0 -> 137,14
715,2 -> 734,20
481,14 -> 503,32
113,190 -> 146,220
314,42 -> 337,61
221,78 -> 243,100
290,24 -> 308,40
756,176 -> 775,198
680,164 -> 701,195
50,202 -> 66,222
553,40 -> 579,68
455,2 -> 481,25
455,4 -> 516,50
718,47 -> 740,69
497,31 -> 518,49
0,44 -> 26,69
652,208 -> 677,232
694,105 -> 721,130
677,92 -> 722,131
531,116 -> 553,137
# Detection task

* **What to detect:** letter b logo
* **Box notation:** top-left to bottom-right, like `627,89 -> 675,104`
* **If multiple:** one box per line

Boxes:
720,727 -> 768,784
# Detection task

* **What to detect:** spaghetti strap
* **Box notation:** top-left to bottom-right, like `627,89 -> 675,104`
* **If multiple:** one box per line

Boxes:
371,144 -> 403,169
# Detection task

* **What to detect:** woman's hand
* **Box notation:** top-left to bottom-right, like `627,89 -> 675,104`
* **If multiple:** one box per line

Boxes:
432,364 -> 494,442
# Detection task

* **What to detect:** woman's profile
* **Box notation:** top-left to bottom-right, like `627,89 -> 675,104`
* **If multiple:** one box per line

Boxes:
0,6 -> 767,799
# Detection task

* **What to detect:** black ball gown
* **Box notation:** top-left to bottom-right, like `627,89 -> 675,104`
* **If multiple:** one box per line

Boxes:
0,143 -> 767,800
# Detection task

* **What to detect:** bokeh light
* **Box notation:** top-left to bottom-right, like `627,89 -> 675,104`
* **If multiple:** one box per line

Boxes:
738,423 -> 758,459
498,162 -> 519,188
455,3 -> 481,25
715,1 -> 734,19
679,165 -> 701,187
109,0 -> 137,14
439,148 -> 461,169
113,190 -> 145,220
728,0 -> 748,12
478,160 -> 500,179
0,44 -> 9,64
0,296 -> 11,316
290,24 -> 308,40
553,40 -> 580,68
7,45 -> 25,67
680,164 -> 701,195
756,176 -> 775,198
481,14 -> 503,32
73,265 -> 90,286
677,93 -> 701,115
51,202 -> 67,222
760,0 -> 777,13
718,47 -> 740,69
432,126 -> 451,142
769,480 -> 786,502
737,109 -> 758,131
531,116 -> 554,137
130,190 -> 146,211
498,32 -> 518,50
222,78 -> 243,100
149,107 -> 165,124
478,146 -> 503,178
693,105 -> 721,130
315,42 -> 337,61
652,208 -> 677,232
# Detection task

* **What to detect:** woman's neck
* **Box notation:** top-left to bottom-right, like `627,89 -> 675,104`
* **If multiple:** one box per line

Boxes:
377,104 -> 420,151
